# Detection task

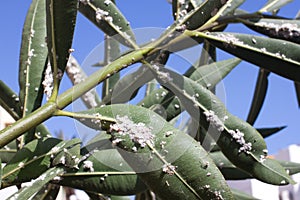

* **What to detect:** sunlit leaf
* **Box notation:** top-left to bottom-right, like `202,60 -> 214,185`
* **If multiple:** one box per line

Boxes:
102,51 -> 169,105
0,81 -> 22,120
244,18 -> 300,44
2,138 -> 79,187
150,65 -> 294,185
172,0 -> 229,30
31,183 -> 60,200
19,0 -> 47,125
221,0 -> 246,16
51,138 -> 81,169
7,167 -> 64,200
46,0 -> 78,87
102,36 -> 121,99
195,31 -> 300,82
210,151 -> 300,180
79,0 -> 136,47
59,148 -> 147,195
74,104 -> 234,199
139,58 -> 241,121
259,0 -> 294,13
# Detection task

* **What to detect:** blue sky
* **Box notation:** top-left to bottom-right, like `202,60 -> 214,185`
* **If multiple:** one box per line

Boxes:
1,0 -> 300,154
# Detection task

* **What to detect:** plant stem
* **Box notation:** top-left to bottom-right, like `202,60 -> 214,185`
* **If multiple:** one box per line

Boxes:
0,102 -> 57,148
0,6 -> 207,148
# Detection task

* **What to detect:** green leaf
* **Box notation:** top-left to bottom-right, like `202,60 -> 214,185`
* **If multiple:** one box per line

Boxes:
31,183 -> 60,200
19,0 -> 47,120
259,0 -> 294,13
172,0 -> 229,30
62,133 -> 146,196
59,148 -> 147,195
102,65 -> 154,105
210,151 -> 251,180
76,104 -> 234,199
46,0 -> 78,91
102,36 -> 121,99
51,138 -> 81,169
220,0 -> 246,16
150,65 -> 294,185
244,18 -> 300,44
247,69 -> 270,125
102,51 -> 169,105
0,81 -> 22,119
197,40 -> 216,68
280,160 -> 300,175
7,167 -> 64,200
0,148 -> 17,164
66,55 -> 101,108
139,58 -> 240,121
79,0 -> 136,47
211,151 -> 300,180
294,82 -> 300,107
145,79 -> 158,97
1,138 -> 77,187
0,81 -> 51,140
257,126 -> 286,138
195,31 -> 300,82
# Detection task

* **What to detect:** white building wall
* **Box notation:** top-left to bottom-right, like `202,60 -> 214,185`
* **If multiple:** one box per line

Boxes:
0,106 -> 14,130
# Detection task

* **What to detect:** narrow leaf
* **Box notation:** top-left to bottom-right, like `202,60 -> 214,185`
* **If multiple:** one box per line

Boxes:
19,0 -> 47,118
139,58 -> 241,121
194,31 -> 300,82
244,18 -> 300,44
51,138 -> 81,169
220,0 -> 246,16
0,81 -> 51,139
150,65 -> 294,185
294,82 -> 300,107
7,167 -> 64,200
198,40 -> 216,68
0,148 -> 17,163
102,51 -> 169,104
1,138 -> 78,187
75,104 -> 234,199
0,81 -> 22,119
102,36 -> 121,99
31,183 -> 60,200
280,160 -> 300,175
59,133 -> 146,195
79,0 -> 136,47
46,0 -> 78,96
211,151 -> 300,180
172,0 -> 229,30
145,79 -> 158,96
102,65 -> 154,104
66,55 -> 101,108
210,151 -> 251,180
59,148 -> 147,195
247,69 -> 270,125
259,0 -> 294,13
257,126 -> 286,138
